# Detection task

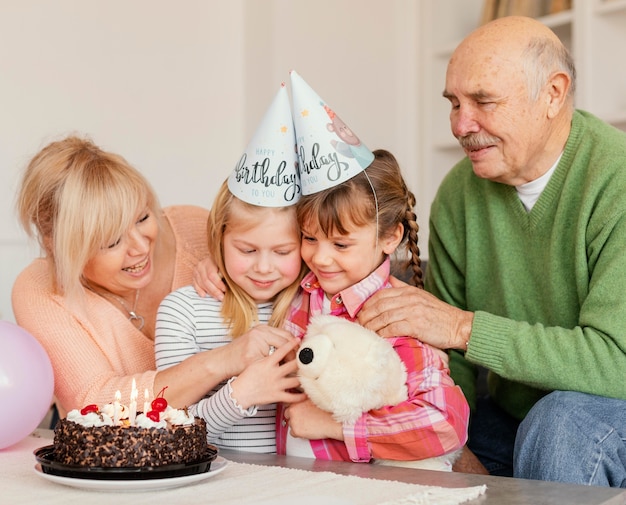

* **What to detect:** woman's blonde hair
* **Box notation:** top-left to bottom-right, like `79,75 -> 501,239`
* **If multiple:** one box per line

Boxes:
208,180 -> 305,337
296,149 -> 423,288
17,135 -> 160,301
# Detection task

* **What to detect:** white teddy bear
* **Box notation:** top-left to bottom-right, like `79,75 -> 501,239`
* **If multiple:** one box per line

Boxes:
296,314 -> 460,471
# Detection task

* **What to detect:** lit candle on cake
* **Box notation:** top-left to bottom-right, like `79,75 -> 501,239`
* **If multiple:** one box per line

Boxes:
143,388 -> 150,415
129,378 -> 138,426
113,390 -> 121,425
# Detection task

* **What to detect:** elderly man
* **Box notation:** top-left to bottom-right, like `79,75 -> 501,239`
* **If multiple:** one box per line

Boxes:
359,16 -> 626,487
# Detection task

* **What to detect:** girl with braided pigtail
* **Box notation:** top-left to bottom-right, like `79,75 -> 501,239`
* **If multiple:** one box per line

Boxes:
278,149 -> 469,469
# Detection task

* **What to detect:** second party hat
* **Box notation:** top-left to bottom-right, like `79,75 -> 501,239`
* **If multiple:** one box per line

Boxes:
290,70 -> 374,195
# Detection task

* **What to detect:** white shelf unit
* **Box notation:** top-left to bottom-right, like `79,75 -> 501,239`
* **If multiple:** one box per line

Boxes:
577,0 -> 626,129
416,0 -> 626,252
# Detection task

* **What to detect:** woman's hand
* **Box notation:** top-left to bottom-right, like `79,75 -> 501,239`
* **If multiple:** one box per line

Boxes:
230,340 -> 305,409
284,399 -> 344,441
220,325 -> 300,378
193,256 -> 227,300
358,276 -> 473,351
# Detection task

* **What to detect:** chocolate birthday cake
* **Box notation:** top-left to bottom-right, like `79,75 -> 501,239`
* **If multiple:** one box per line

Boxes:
52,400 -> 212,468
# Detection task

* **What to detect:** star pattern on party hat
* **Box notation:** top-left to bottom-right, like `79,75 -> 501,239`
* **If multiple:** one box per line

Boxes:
228,83 -> 301,207
290,70 -> 374,195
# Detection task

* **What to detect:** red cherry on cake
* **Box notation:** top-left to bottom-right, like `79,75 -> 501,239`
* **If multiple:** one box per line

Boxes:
146,410 -> 161,422
151,397 -> 168,412
80,404 -> 99,415
151,385 -> 169,412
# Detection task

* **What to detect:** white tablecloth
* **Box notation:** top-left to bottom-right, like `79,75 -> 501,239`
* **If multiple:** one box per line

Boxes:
1,431 -> 486,505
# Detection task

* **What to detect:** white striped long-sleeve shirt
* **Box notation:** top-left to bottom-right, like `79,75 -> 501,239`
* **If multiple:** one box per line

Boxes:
155,285 -> 276,453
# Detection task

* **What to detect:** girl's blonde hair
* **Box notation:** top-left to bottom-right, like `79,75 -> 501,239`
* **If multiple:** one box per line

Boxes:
295,149 -> 423,288
208,180 -> 306,337
16,135 -> 160,301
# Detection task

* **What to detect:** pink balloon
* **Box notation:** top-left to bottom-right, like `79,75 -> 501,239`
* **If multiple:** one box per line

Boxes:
0,321 -> 54,449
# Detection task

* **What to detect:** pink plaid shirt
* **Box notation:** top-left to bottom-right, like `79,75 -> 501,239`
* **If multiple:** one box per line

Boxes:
277,258 -> 469,463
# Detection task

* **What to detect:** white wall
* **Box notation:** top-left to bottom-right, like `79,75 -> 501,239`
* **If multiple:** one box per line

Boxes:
0,0 -> 423,322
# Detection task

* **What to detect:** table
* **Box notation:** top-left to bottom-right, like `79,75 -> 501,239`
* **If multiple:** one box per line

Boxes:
222,450 -> 626,505
2,430 -> 625,505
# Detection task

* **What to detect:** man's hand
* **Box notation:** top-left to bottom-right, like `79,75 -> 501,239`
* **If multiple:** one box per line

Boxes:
358,278 -> 473,350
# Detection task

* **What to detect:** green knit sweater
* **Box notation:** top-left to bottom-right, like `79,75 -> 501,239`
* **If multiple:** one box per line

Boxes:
426,110 -> 626,420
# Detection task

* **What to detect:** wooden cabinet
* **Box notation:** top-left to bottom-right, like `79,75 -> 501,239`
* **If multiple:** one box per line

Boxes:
416,0 -> 626,251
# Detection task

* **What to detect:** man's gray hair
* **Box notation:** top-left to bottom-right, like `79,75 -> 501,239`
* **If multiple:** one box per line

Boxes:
523,37 -> 576,102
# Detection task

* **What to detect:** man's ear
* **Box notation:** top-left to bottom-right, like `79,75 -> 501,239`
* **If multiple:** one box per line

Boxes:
382,223 -> 404,255
546,71 -> 571,119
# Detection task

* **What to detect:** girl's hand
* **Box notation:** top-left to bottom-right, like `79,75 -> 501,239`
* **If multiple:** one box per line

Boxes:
230,340 -> 306,409
193,256 -> 227,300
284,398 -> 344,441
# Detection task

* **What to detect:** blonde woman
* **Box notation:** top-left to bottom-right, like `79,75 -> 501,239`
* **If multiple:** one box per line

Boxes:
12,135 -> 295,417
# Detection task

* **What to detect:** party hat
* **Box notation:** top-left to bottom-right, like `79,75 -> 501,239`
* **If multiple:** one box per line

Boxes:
290,70 -> 374,195
228,83 -> 300,207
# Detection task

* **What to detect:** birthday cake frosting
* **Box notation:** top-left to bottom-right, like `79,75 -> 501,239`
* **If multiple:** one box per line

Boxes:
52,387 -> 212,468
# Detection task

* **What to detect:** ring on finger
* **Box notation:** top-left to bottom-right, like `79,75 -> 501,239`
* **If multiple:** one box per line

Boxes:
268,345 -> 276,356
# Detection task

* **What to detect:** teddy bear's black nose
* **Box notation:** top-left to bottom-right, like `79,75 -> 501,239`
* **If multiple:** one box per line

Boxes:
299,347 -> 314,365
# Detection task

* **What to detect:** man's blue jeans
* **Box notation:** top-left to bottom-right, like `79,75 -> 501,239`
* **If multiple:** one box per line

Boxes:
515,391 -> 626,487
467,395 -> 519,477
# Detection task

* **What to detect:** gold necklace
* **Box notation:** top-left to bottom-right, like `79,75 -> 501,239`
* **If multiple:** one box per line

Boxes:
89,286 -> 145,330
